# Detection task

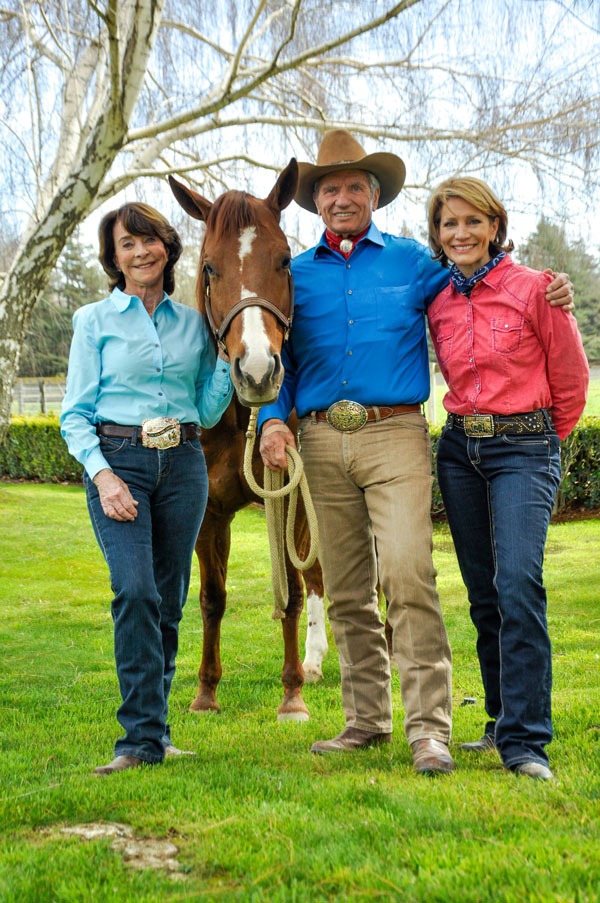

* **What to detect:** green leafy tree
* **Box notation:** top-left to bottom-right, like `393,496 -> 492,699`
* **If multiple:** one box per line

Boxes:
517,219 -> 600,362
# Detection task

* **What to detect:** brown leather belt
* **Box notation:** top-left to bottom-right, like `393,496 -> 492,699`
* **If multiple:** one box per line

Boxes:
313,402 -> 421,433
446,410 -> 550,437
96,422 -> 198,442
314,403 -> 420,423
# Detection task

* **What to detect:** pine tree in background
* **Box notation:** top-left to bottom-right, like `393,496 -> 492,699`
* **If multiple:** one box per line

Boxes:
518,219 -> 600,362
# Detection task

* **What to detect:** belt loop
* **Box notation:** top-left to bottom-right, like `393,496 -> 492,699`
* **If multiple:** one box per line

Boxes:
447,414 -> 455,429
541,408 -> 553,428
131,427 -> 138,447
372,406 -> 381,422
310,410 -> 318,425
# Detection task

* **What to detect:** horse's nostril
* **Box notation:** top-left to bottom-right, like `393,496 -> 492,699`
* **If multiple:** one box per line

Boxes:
232,357 -> 243,384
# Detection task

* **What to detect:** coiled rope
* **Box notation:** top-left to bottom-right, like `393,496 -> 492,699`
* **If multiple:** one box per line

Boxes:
243,408 -> 319,619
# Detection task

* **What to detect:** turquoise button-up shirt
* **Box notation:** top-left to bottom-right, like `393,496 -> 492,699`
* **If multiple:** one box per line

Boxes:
257,222 -> 448,426
60,288 -> 233,478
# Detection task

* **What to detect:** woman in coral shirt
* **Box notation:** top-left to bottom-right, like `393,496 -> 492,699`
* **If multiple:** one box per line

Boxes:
427,177 -> 589,781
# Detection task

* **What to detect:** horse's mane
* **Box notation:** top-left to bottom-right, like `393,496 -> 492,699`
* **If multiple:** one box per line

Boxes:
205,190 -> 259,238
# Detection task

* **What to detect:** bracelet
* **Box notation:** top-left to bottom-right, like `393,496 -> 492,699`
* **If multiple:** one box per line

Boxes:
261,423 -> 291,437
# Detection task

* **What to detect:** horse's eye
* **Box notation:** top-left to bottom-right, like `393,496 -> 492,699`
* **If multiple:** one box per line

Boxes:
281,256 -> 291,270
203,263 -> 215,277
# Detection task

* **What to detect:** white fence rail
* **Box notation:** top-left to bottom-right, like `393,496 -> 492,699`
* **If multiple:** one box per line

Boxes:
12,367 -> 449,423
12,378 -> 66,415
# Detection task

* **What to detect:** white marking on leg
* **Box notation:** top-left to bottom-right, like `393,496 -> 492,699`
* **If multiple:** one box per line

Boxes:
303,591 -> 328,683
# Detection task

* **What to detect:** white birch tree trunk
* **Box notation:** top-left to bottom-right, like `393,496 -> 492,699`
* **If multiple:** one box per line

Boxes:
0,0 -> 165,441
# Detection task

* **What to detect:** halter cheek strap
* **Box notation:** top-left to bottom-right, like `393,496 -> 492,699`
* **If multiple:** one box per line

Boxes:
202,268 -> 294,358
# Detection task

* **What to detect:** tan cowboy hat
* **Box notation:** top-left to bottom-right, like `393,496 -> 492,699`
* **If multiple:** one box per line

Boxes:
295,129 -> 406,214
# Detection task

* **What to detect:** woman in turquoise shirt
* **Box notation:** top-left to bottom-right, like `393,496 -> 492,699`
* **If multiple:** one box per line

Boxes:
61,202 -> 233,775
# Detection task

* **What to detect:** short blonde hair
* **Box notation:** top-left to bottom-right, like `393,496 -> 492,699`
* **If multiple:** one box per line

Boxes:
427,177 -> 514,267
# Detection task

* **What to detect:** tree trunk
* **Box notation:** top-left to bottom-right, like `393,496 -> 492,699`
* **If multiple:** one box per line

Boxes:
0,0 -> 166,444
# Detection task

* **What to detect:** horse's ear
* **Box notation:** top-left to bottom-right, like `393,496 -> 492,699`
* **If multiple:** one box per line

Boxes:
168,175 -> 212,222
266,158 -> 299,217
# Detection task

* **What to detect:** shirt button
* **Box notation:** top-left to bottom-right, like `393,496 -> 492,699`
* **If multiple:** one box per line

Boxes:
348,350 -> 353,355
342,380 -> 347,385
349,319 -> 354,325
348,290 -> 353,295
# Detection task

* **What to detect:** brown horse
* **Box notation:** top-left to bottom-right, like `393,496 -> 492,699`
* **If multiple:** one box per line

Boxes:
169,161 -> 328,722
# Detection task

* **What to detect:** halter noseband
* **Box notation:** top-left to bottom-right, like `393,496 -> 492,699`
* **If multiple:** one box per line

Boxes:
202,268 -> 294,358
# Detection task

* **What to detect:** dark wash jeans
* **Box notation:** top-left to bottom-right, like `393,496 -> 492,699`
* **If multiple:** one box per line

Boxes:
84,434 -> 208,763
437,420 -> 561,769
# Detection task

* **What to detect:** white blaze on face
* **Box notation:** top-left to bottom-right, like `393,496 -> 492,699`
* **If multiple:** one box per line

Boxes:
238,226 -> 272,382
238,226 -> 256,263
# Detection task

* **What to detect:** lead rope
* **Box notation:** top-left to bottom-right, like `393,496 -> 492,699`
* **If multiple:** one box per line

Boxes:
243,408 -> 320,619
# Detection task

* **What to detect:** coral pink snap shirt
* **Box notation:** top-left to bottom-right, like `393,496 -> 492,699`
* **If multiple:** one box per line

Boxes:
427,255 -> 589,439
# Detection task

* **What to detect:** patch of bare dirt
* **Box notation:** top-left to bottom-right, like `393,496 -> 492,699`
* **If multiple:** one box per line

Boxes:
44,822 -> 185,876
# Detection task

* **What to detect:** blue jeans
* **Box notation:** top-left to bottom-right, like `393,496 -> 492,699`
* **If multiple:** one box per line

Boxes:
437,419 -> 560,769
84,435 -> 208,762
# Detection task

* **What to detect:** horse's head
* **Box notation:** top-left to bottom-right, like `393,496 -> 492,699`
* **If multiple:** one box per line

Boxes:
169,159 -> 298,407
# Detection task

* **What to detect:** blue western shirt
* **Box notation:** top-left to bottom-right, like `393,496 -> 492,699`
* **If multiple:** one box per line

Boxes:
60,288 -> 233,478
257,222 -> 448,426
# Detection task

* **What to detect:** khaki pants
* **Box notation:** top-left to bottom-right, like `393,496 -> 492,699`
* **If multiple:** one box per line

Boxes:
299,412 -> 452,744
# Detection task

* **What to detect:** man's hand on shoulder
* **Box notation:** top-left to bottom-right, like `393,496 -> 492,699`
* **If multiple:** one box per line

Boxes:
544,270 -> 574,310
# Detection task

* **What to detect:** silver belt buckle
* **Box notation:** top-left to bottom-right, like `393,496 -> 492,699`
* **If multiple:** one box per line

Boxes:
464,414 -> 494,437
141,417 -> 181,448
326,400 -> 368,432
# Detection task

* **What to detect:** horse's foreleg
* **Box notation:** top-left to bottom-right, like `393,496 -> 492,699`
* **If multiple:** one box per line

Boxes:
277,561 -> 309,722
190,511 -> 232,714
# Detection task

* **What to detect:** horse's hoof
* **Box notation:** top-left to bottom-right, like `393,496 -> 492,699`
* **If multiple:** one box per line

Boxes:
189,697 -> 221,714
302,662 -> 323,683
278,710 -> 310,723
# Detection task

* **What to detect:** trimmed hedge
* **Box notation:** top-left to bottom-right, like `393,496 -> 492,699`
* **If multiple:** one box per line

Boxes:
0,415 -> 83,483
1,414 -> 599,516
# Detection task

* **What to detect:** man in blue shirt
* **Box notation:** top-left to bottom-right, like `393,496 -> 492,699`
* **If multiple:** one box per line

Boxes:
258,130 -> 571,775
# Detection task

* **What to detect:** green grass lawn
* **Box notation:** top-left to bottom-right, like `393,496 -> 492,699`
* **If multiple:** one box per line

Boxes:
0,483 -> 598,902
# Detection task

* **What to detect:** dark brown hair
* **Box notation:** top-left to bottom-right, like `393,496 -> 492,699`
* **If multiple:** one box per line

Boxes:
98,202 -> 183,295
427,176 -> 514,268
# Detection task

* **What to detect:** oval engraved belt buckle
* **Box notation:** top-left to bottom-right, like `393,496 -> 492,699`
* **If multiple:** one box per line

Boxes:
141,417 -> 182,449
325,400 -> 368,432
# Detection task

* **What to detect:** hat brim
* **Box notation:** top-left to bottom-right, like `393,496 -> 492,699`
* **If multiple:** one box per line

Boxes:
295,152 -> 406,214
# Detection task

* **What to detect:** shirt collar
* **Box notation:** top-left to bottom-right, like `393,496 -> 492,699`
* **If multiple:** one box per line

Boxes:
109,286 -> 172,313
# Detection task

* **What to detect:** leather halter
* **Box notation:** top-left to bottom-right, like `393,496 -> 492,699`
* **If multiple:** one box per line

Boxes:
202,267 -> 294,358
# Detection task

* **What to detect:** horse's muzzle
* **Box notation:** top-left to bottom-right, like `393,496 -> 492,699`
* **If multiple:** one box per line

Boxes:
232,351 -> 283,407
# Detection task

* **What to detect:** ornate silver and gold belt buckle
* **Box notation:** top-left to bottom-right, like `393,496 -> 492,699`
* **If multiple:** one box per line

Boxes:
325,400 -> 368,433
464,414 -> 495,437
141,417 -> 181,449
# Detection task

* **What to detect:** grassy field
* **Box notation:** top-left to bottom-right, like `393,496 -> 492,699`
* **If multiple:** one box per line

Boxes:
0,483 -> 599,901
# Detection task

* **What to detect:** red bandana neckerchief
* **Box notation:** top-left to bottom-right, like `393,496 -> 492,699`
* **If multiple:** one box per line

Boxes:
325,227 -> 369,258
